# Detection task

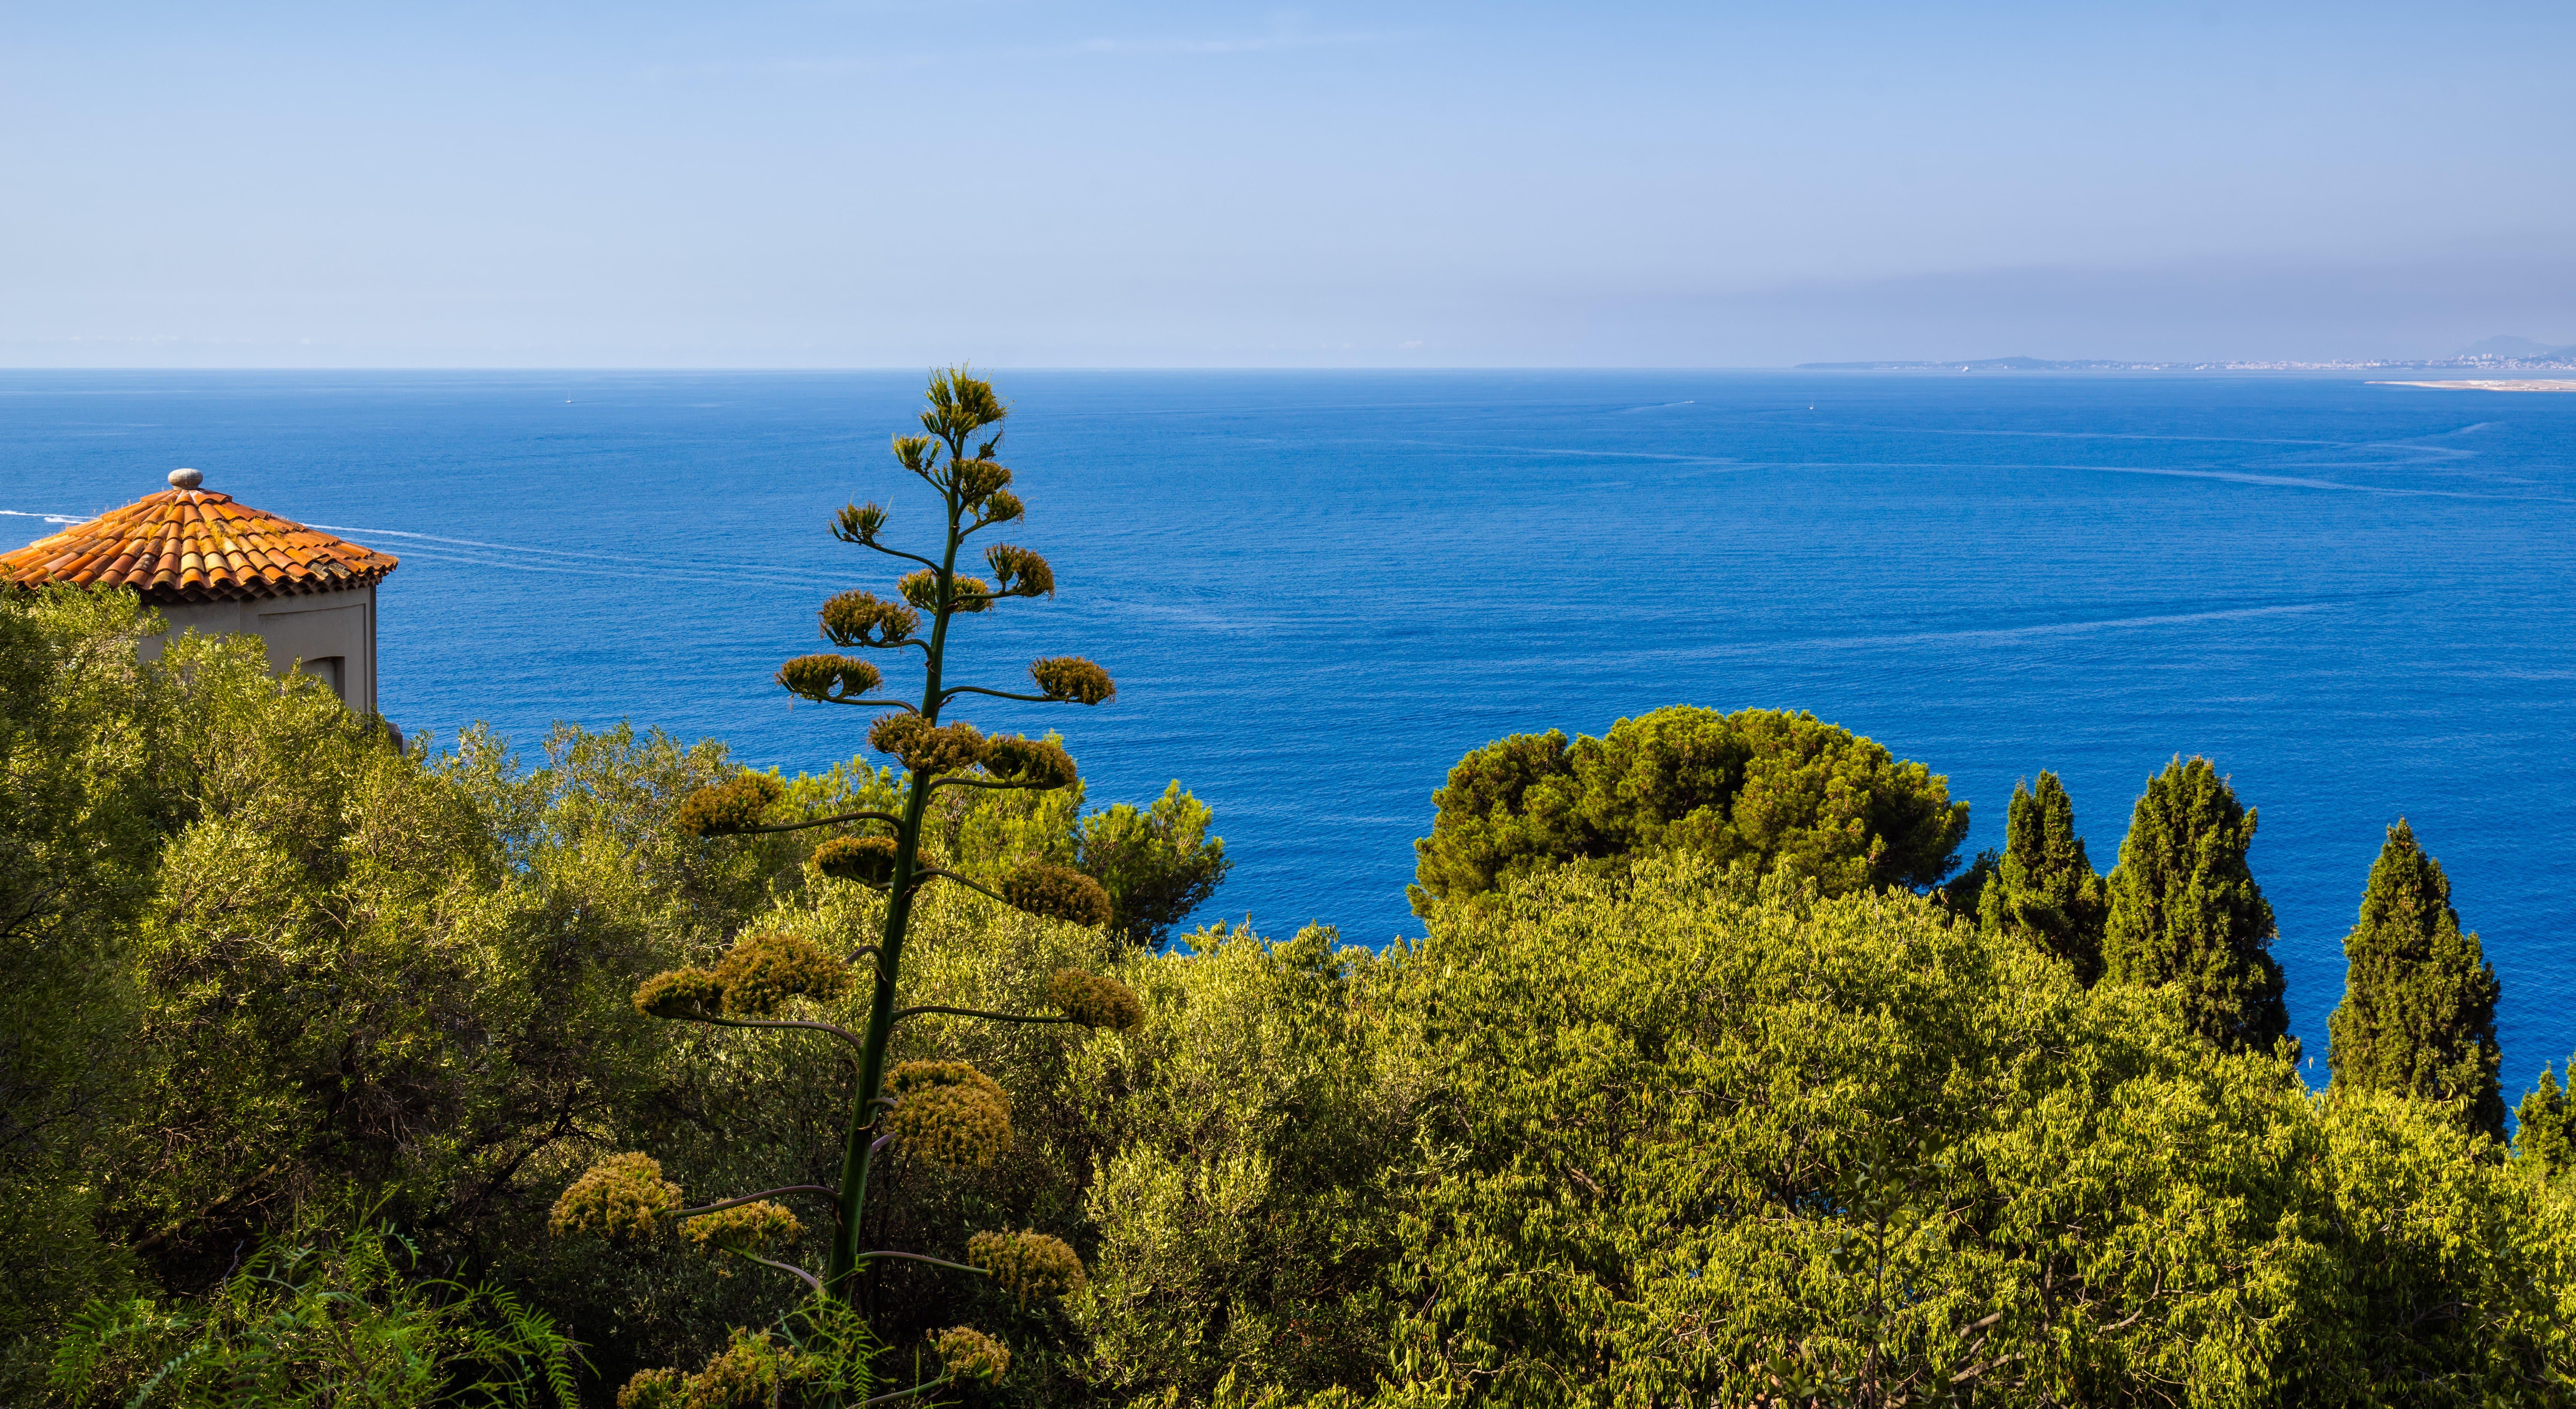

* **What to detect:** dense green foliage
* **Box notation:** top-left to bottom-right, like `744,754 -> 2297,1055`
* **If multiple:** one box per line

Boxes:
0,586 -> 1161,1403
2102,756 -> 2292,1053
2519,1065 -> 2576,1177
1409,705 -> 1969,913
11,565 -> 2576,1403
930,770 -> 1230,948
1355,860 -> 2576,1405
1076,782 -> 1232,947
1,588 -> 162,1379
2327,821 -> 2505,1141
51,1215 -> 580,1407
1975,771 -> 2109,984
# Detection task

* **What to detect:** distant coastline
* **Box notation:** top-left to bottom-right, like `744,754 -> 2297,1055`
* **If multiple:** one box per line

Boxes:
2370,379 -> 2576,393
1797,351 -> 2576,375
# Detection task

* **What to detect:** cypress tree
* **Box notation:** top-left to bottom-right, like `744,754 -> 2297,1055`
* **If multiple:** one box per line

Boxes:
2325,820 -> 2504,1140
1977,771 -> 2109,984
2101,756 -> 2289,1053
2515,1063 -> 2576,1174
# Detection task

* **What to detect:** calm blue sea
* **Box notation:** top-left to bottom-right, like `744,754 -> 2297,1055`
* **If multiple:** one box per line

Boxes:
6,370 -> 2571,1092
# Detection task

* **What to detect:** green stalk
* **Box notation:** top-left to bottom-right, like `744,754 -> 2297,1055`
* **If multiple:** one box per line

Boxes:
825,439 -> 970,1299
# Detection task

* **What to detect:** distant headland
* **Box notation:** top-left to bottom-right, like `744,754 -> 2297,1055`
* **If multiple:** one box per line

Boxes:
1798,338 -> 2576,375
2370,379 -> 2576,393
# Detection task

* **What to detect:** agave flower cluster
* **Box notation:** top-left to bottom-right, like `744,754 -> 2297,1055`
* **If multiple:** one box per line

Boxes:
711,932 -> 852,1016
1050,967 -> 1146,1031
966,1230 -> 1088,1304
934,1326 -> 1011,1385
884,1061 -> 1013,1169
1005,864 -> 1115,930
673,773 -> 787,838
811,835 -> 901,885
550,369 -> 1158,1404
632,931 -> 851,1021
686,1201 -> 802,1256
616,1327 -> 820,1409
550,1153 -> 681,1242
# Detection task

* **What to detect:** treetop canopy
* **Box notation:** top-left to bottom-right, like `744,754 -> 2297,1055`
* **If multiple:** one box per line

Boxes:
1410,704 -> 1969,913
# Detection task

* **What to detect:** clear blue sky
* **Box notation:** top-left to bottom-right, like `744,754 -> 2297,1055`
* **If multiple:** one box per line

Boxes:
6,1 -> 2571,367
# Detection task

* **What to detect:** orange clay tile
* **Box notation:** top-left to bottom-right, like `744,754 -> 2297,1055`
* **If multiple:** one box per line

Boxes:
1,488 -> 398,604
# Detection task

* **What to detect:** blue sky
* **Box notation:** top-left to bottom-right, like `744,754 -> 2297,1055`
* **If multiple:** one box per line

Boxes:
5,1 -> 2571,366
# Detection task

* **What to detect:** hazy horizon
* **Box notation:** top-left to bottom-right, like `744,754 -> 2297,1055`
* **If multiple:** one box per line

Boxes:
8,1 -> 2572,369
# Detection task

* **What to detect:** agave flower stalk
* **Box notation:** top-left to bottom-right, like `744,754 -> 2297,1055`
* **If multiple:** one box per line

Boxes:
555,368 -> 1140,1406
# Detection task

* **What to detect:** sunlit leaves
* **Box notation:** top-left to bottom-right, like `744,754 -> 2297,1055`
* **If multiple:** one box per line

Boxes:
1410,705 -> 1969,915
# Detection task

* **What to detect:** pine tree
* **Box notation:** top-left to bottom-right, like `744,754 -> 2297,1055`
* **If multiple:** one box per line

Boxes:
2515,1063 -> 2576,1174
2101,756 -> 2289,1053
1977,771 -> 2109,984
1411,706 -> 1968,912
2325,820 -> 2504,1140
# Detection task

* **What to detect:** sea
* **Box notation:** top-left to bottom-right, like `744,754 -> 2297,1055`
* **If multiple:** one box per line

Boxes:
5,370 -> 2571,1093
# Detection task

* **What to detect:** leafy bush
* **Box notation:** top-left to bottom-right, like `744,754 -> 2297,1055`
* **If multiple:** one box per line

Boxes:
1363,859 -> 2576,1405
1062,860 -> 2576,1406
1066,922 -> 1416,1403
0,588 -> 164,1389
48,1218 -> 579,1408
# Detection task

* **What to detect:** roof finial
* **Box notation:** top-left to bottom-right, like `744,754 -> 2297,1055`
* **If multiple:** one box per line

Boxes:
169,468 -> 204,490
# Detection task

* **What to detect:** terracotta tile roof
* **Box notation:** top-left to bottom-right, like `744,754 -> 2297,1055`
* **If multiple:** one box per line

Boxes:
2,484 -> 399,604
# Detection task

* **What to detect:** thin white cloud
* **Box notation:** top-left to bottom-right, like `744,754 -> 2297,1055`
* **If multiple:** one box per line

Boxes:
642,53 -> 936,78
644,26 -> 1380,80
1056,28 -> 1389,57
